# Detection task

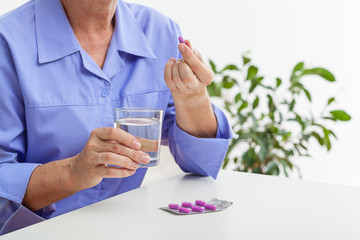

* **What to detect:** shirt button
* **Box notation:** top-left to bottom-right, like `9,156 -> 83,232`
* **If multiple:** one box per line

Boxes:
101,89 -> 108,97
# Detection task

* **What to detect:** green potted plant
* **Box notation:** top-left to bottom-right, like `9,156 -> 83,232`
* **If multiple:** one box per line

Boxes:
207,55 -> 351,177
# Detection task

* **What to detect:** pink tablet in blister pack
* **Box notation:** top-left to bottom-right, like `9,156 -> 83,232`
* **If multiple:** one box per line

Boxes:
162,198 -> 232,215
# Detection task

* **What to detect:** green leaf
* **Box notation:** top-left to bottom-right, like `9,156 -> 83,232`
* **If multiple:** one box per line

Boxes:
276,78 -> 282,88
278,112 -> 283,124
207,82 -> 221,97
303,88 -> 312,102
252,96 -> 259,109
238,101 -> 249,113
222,156 -> 230,169
284,149 -> 294,156
282,132 -> 291,141
246,66 -> 258,80
243,56 -> 251,65
209,59 -> 217,73
232,78 -> 240,86
224,101 -> 234,117
265,161 -> 280,176
242,148 -> 257,168
299,142 -> 308,151
302,68 -> 335,82
249,80 -> 258,93
235,93 -> 242,103
322,128 -> 331,150
322,116 -> 337,121
279,159 -> 292,177
311,131 -> 323,145
330,110 -> 351,121
302,134 -> 311,141
327,97 -> 335,106
267,95 -> 275,112
254,135 -> 269,162
329,130 -> 337,139
252,167 -> 261,173
292,62 -> 304,74
222,76 -> 234,89
289,99 -> 296,111
260,83 -> 274,91
294,144 -> 302,156
220,64 -> 240,73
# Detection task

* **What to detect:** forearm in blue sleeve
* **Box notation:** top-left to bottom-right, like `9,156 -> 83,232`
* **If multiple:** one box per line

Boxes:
168,105 -> 234,179
0,162 -> 58,235
0,38 -> 54,235
0,163 -> 43,235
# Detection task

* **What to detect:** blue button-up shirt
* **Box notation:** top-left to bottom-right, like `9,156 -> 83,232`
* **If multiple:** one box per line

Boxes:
0,0 -> 232,235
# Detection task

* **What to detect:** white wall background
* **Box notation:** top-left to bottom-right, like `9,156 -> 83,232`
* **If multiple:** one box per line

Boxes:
1,0 -> 359,186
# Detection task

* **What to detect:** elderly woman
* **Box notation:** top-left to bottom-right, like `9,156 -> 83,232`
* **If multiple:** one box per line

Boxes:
0,0 -> 232,234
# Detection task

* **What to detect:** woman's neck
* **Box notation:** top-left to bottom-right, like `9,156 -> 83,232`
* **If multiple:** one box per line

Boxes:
60,0 -> 118,69
60,0 -> 117,35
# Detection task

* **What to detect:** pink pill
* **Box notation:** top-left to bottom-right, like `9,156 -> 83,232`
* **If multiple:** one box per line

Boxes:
191,205 -> 205,212
169,204 -> 179,210
178,207 -> 191,214
182,202 -> 193,208
195,200 -> 206,206
204,204 -> 217,211
178,36 -> 186,44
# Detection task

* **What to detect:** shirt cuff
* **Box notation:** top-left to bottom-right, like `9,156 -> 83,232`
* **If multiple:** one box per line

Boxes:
171,105 -> 234,179
0,204 -> 45,235
0,162 -> 56,234
212,104 -> 235,139
0,162 -> 40,204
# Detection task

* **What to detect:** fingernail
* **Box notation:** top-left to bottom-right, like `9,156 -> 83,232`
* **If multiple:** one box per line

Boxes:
169,57 -> 176,63
178,44 -> 185,53
142,155 -> 150,164
132,162 -> 139,169
133,140 -> 141,149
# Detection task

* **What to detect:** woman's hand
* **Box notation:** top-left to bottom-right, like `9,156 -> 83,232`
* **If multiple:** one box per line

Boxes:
69,127 -> 151,190
23,127 -> 153,211
164,39 -> 214,99
163,39 -> 217,138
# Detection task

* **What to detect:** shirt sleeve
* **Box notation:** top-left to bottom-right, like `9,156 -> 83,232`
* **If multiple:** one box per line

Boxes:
0,37 -> 53,235
161,95 -> 234,180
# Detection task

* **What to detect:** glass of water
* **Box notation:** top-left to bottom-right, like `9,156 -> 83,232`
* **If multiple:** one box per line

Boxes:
113,108 -> 163,168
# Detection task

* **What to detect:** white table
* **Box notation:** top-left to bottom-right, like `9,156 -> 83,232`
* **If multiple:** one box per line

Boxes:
3,170 -> 360,239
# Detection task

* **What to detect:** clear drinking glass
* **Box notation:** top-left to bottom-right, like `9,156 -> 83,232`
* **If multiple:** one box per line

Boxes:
113,108 -> 163,168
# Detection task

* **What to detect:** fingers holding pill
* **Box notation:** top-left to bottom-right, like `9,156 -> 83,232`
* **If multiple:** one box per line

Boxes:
165,58 -> 204,95
177,41 -> 213,85
164,37 -> 213,98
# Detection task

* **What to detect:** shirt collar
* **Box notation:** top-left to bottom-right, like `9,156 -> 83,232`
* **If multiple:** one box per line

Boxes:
113,1 -> 156,59
35,0 -> 79,64
35,0 -> 156,64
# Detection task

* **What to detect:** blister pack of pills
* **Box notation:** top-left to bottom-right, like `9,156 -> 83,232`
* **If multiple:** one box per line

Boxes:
160,198 -> 233,215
